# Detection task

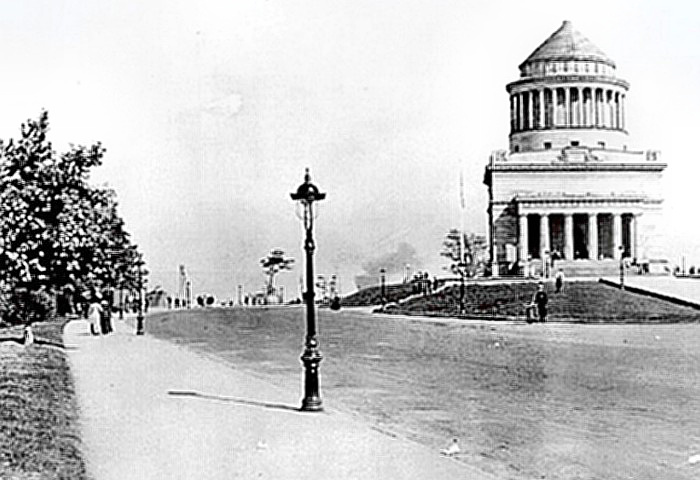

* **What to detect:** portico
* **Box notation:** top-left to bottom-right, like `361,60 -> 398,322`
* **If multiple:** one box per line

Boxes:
517,197 -> 641,263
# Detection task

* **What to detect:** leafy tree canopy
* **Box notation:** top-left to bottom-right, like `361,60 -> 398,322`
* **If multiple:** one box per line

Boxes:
260,248 -> 294,295
0,112 -> 145,319
440,229 -> 488,278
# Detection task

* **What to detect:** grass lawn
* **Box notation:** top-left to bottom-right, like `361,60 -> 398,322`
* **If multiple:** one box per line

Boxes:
383,280 -> 700,323
0,321 -> 89,480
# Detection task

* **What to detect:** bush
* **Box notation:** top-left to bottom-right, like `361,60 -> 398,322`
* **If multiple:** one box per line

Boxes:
0,288 -> 56,326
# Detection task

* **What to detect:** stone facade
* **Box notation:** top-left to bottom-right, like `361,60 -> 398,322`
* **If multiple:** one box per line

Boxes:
483,21 -> 666,277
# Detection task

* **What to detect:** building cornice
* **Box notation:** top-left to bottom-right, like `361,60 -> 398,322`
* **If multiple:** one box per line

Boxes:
506,75 -> 629,93
490,194 -> 663,208
487,163 -> 666,173
509,125 -> 629,136
483,162 -> 666,186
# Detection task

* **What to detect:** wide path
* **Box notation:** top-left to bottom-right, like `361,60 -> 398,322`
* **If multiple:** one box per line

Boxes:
63,316 -> 490,480
144,306 -> 700,480
617,275 -> 700,306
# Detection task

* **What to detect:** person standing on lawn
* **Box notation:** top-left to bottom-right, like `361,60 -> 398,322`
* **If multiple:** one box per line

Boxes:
87,293 -> 103,335
533,282 -> 548,323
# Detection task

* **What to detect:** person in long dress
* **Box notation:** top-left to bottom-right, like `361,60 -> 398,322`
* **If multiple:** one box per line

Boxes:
88,296 -> 103,335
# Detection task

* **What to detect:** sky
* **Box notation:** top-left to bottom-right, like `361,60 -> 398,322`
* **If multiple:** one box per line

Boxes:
2,0 -> 700,299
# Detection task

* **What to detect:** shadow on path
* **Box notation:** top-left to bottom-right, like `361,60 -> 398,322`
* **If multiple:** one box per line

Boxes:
0,336 -> 66,349
167,390 -> 302,413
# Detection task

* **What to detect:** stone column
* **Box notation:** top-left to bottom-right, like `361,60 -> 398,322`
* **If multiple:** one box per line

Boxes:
575,87 -> 582,127
592,89 -> 598,126
611,92 -> 616,129
528,91 -> 534,130
490,215 -> 499,277
613,213 -> 622,259
518,92 -> 525,131
621,94 -> 626,130
564,213 -> 574,260
552,89 -> 559,127
539,89 -> 545,128
601,90 -> 607,127
519,214 -> 529,277
540,214 -> 550,260
588,213 -> 598,260
630,214 -> 637,259
564,87 -> 571,126
510,95 -> 515,132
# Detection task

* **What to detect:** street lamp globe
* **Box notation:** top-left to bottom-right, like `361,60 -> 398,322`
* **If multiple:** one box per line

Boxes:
290,168 -> 326,412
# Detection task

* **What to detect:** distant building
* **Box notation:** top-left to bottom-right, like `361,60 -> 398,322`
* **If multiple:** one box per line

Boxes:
484,21 -> 666,277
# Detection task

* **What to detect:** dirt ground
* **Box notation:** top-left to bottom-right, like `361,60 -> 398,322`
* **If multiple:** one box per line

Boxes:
145,307 -> 700,480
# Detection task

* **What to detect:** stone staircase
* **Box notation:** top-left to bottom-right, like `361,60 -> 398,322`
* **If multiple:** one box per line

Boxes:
530,259 -> 622,278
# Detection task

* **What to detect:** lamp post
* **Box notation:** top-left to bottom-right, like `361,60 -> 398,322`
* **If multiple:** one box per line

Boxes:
291,168 -> 326,412
118,287 -> 124,320
380,268 -> 386,305
136,262 -> 145,335
619,246 -> 625,290
452,260 -> 468,314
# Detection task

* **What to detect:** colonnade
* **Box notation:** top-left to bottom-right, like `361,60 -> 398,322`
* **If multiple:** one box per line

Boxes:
510,86 -> 626,132
518,211 -> 637,263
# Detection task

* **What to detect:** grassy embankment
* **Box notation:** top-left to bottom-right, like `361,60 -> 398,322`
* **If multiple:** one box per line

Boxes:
341,280 -> 444,307
345,280 -> 700,323
0,321 -> 89,480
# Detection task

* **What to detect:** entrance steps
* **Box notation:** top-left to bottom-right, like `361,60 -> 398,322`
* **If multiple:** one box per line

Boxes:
529,259 -> 622,278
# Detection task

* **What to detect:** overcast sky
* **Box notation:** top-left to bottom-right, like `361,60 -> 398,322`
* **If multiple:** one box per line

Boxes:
2,0 -> 699,298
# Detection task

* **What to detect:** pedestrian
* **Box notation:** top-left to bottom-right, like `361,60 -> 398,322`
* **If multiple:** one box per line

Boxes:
532,282 -> 548,323
555,269 -> 565,293
99,299 -> 112,334
87,294 -> 103,335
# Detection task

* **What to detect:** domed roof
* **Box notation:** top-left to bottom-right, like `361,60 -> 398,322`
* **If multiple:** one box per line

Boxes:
520,21 -> 614,69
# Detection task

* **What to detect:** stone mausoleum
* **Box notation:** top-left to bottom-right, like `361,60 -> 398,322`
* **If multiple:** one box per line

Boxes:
483,21 -> 667,277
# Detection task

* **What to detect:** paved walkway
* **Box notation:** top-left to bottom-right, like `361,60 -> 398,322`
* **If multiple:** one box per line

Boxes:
604,275 -> 700,307
64,317 -> 493,480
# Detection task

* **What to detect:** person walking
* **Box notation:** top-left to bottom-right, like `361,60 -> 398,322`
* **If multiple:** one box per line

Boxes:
87,294 -> 103,335
99,299 -> 112,334
555,269 -> 565,293
532,282 -> 548,323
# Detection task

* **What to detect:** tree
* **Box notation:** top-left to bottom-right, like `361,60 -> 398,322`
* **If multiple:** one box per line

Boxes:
0,112 -> 145,325
441,229 -> 487,313
260,249 -> 294,296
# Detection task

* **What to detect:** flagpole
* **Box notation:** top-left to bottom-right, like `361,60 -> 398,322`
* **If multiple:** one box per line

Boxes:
459,170 -> 467,314
459,171 -> 466,265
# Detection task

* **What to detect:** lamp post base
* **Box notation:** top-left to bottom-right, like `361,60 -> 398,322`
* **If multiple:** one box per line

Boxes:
301,396 -> 323,412
136,315 -> 145,335
300,343 -> 323,412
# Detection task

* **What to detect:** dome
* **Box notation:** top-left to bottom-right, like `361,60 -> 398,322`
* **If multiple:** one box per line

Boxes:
520,21 -> 614,70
